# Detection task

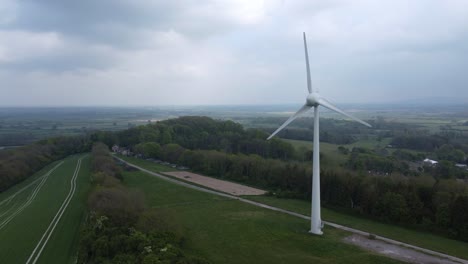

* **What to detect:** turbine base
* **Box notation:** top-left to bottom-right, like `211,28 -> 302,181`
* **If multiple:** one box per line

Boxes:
308,229 -> 323,235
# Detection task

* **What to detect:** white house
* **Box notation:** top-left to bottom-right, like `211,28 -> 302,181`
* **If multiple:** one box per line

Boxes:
423,158 -> 438,166
111,145 -> 119,153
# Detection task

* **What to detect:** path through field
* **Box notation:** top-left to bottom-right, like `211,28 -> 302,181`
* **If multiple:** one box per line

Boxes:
0,155 -> 90,264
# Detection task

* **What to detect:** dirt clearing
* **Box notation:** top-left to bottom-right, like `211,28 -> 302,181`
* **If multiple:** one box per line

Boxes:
164,171 -> 267,196
344,234 -> 463,264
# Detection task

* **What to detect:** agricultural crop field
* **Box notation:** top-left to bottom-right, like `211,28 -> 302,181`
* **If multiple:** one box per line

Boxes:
283,138 -> 395,165
122,169 -> 401,264
0,155 -> 90,264
4,104 -> 466,147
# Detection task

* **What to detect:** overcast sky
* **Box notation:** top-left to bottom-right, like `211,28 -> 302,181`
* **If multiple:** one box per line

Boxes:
1,0 -> 467,106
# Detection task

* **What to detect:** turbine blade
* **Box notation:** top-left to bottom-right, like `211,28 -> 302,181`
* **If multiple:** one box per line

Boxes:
318,98 -> 372,127
267,104 -> 312,140
303,32 -> 313,94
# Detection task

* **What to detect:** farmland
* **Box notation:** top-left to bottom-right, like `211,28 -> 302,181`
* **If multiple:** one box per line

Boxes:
0,155 -> 90,264
110,115 -> 468,245
3,104 -> 466,147
122,168 -> 402,264
120,156 -> 468,261
1,104 -> 467,262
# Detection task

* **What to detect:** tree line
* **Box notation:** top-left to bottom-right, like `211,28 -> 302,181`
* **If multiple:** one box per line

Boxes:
78,143 -> 208,263
0,136 -> 90,191
130,139 -> 468,242
94,116 -> 296,160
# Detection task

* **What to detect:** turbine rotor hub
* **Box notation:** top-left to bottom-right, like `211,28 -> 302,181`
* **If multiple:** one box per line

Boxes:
306,93 -> 320,106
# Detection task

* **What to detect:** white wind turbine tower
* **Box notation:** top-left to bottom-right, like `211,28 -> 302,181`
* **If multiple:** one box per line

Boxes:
267,33 -> 372,235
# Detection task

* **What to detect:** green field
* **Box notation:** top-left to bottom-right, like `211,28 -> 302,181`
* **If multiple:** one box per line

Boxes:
122,169 -> 401,263
282,137 -> 425,166
0,155 -> 90,264
284,137 -> 392,152
245,196 -> 468,260
283,139 -> 349,166
123,157 -> 468,261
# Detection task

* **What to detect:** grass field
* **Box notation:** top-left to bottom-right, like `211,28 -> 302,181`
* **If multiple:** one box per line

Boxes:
283,139 -> 348,166
123,169 -> 402,264
0,154 -> 90,264
245,196 -> 468,260
123,157 -> 468,261
282,138 -> 426,166
284,137 -> 392,153
282,138 -> 384,167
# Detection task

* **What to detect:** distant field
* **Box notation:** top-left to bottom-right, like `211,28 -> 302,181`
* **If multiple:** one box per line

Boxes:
0,155 -> 90,264
2,105 -> 466,146
0,107 -> 166,146
284,137 -> 392,151
123,169 -> 401,264
283,137 -> 393,167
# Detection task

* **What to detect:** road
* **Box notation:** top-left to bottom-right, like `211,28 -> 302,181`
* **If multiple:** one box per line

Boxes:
116,156 -> 468,264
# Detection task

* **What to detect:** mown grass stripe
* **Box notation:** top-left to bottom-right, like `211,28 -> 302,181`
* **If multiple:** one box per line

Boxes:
0,174 -> 47,207
0,161 -> 64,230
26,157 -> 83,264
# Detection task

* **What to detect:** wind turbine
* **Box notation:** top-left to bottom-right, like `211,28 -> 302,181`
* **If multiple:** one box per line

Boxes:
267,33 -> 371,235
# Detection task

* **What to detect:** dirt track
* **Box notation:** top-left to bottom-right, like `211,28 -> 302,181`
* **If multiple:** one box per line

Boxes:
344,234 -> 462,264
164,171 -> 266,196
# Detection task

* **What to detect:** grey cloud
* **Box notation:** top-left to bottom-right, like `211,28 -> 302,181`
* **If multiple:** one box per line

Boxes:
0,0 -> 467,106
0,49 -> 118,72
4,0 -> 250,47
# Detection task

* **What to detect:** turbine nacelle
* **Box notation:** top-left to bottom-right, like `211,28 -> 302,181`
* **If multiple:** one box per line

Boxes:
306,93 -> 320,106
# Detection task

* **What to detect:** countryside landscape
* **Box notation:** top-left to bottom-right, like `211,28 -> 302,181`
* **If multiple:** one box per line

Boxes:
1,105 -> 467,263
1,1 -> 468,263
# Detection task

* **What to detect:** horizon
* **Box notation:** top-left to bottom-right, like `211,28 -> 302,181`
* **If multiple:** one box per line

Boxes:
1,100 -> 468,108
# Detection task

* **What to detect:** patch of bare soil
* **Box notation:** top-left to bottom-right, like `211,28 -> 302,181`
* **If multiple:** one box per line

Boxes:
164,171 -> 266,196
344,234 -> 461,264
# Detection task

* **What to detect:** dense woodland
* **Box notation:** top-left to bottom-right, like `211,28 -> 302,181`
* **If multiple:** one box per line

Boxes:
0,136 -> 89,191
1,116 -> 467,242
78,143 -> 208,263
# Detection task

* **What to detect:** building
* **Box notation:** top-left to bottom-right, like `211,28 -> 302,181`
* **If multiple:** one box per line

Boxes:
111,145 -> 119,153
423,158 -> 438,166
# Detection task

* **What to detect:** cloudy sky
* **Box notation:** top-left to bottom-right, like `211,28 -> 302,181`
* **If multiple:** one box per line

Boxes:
1,0 -> 467,106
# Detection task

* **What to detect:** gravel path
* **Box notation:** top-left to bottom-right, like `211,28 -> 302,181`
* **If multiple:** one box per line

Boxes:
117,157 -> 468,264
344,234 -> 462,264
